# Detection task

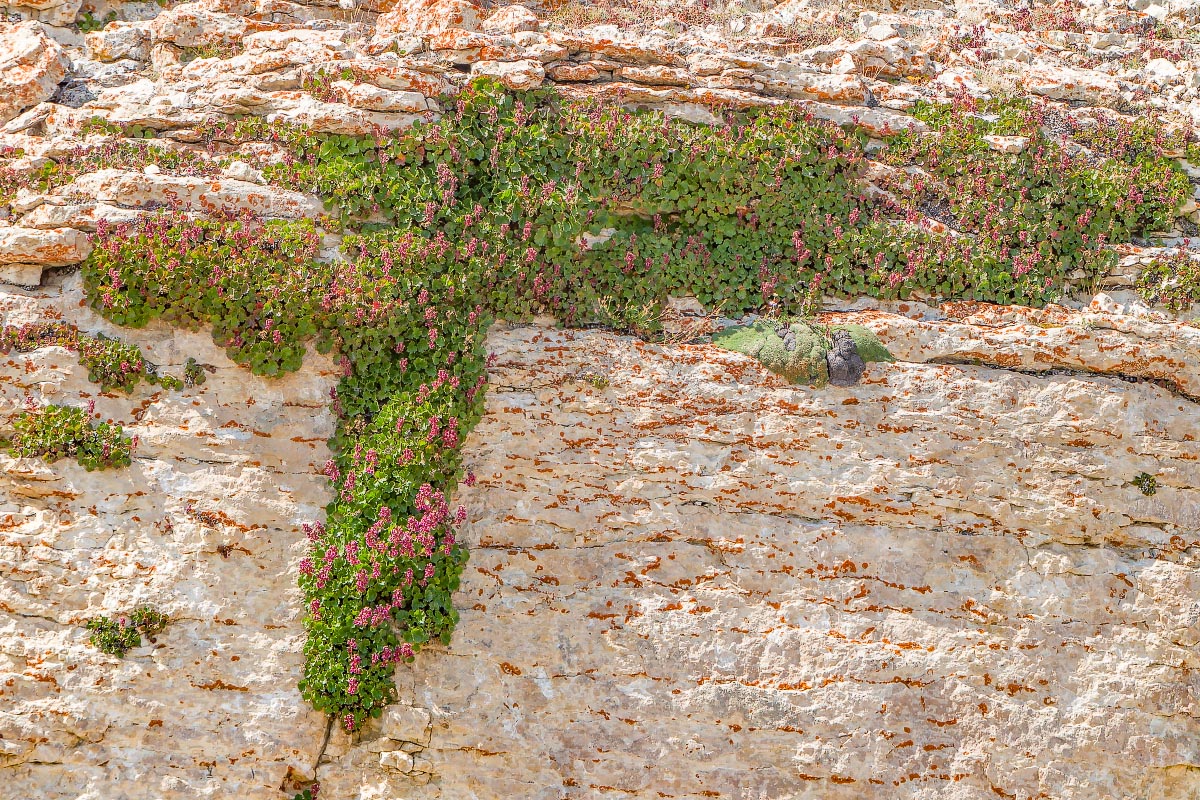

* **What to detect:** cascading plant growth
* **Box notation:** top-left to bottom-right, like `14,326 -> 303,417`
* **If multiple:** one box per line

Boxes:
77,77 -> 1192,731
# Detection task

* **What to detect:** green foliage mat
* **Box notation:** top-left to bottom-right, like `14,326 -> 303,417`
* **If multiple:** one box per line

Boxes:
73,78 -> 1190,731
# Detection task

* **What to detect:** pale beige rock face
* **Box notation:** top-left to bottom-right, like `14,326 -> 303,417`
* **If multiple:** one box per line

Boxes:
6,0 -> 1200,792
315,322 -> 1200,800
53,169 -> 325,219
375,0 -> 482,38
0,274 -> 336,798
470,58 -> 545,90
0,22 -> 69,126
3,281 -> 1200,798
0,226 -> 92,269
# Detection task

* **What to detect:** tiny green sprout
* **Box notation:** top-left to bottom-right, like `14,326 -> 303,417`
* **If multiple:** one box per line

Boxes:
183,357 -> 207,387
1133,472 -> 1158,496
578,370 -> 609,390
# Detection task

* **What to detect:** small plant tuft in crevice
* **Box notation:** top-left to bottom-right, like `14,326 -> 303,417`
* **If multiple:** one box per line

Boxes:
86,607 -> 170,657
1,322 -> 182,393
7,403 -> 133,471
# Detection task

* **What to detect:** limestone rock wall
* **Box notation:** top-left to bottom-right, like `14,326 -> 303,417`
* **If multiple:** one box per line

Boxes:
3,275 -> 1200,799
3,0 -> 1200,794
314,309 -> 1200,800
0,273 -> 336,798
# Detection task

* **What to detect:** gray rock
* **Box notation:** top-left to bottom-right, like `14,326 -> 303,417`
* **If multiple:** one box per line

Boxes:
826,329 -> 865,386
51,80 -> 97,108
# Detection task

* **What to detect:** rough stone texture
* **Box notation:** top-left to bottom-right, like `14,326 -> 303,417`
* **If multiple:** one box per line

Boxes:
1,0 -> 82,28
375,0 -> 482,38
5,0 -> 1200,797
3,280 -> 1200,798
842,298 -> 1200,399
0,227 -> 92,270
826,328 -> 866,385
49,169 -> 324,220
0,273 -> 336,797
470,58 -> 545,90
86,24 -> 150,64
0,22 -> 69,126
147,6 -> 250,48
482,4 -> 538,35
311,320 -> 1200,800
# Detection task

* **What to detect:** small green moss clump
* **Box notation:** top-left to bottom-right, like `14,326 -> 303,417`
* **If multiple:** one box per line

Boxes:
712,319 -> 831,386
86,607 -> 170,657
8,404 -> 132,471
1133,472 -> 1158,496
830,324 -> 896,364
712,319 -> 893,385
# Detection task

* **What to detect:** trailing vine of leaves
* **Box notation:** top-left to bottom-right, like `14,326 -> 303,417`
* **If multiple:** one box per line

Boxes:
1,322 -> 181,392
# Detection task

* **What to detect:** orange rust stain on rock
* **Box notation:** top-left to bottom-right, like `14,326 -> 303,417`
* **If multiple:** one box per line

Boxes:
194,680 -> 249,692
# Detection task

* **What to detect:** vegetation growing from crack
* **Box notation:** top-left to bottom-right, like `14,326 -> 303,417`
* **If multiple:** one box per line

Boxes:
1,322 -> 181,392
1137,246 -> 1200,313
879,94 -> 1189,303
0,135 -> 227,207
76,78 -> 1192,731
6,403 -> 133,471
86,607 -> 170,657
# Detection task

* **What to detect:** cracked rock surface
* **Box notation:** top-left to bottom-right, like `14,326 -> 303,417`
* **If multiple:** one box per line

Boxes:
0,272 -> 336,796
2,277 -> 1200,799
313,318 -> 1200,800
3,0 -> 1200,795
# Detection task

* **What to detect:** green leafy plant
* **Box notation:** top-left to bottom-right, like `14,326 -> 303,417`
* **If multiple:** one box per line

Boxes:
302,67 -> 357,104
579,370 -> 609,390
74,77 -> 1194,733
80,116 -> 126,137
86,607 -> 169,657
77,333 -> 156,392
1,322 -> 172,393
8,404 -> 132,471
77,10 -> 116,32
1,138 -> 224,206
1133,472 -> 1158,496
880,94 -> 1189,305
1137,248 -> 1200,313
183,357 -> 207,387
